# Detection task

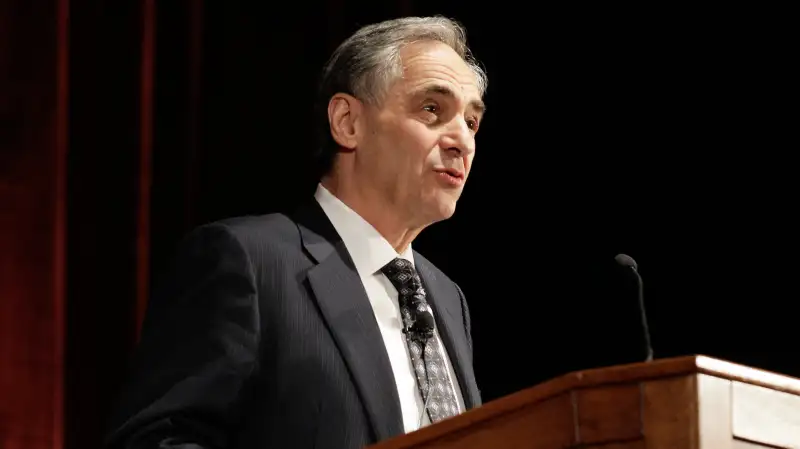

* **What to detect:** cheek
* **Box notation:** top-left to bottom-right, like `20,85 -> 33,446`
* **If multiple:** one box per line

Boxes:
380,120 -> 441,178
400,123 -> 440,161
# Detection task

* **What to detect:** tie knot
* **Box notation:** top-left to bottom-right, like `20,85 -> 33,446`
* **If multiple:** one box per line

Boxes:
380,258 -> 423,298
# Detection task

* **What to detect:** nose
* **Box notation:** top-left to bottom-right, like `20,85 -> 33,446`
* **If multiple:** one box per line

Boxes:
440,117 -> 475,157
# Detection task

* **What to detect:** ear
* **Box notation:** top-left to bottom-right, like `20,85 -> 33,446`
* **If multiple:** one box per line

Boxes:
327,93 -> 362,151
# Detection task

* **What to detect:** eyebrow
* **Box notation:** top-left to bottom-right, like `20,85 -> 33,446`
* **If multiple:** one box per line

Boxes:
416,84 -> 486,116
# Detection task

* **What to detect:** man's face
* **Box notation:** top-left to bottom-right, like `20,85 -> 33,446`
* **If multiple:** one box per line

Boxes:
355,40 -> 484,226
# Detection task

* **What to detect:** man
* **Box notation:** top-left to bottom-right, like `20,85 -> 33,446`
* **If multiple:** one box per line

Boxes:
105,15 -> 487,449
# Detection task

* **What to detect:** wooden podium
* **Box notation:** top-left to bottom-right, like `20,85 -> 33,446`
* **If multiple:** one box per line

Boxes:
369,355 -> 800,449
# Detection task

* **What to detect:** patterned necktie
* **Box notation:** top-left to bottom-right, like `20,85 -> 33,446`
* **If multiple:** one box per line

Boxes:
381,258 -> 460,423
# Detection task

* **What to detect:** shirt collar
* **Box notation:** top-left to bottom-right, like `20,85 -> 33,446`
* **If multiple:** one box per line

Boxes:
314,183 -> 414,278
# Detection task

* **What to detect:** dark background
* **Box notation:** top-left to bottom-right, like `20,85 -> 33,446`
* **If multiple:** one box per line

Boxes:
1,1 -> 794,448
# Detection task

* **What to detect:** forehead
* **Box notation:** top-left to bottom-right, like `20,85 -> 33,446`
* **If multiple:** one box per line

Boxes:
395,41 -> 481,100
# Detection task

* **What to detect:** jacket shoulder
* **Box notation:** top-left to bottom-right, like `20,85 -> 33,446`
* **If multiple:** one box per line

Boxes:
211,213 -> 300,246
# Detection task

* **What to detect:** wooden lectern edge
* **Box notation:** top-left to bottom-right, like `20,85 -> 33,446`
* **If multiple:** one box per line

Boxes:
368,354 -> 800,449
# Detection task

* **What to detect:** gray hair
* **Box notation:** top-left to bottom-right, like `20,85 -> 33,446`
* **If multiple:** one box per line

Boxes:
312,16 -> 487,178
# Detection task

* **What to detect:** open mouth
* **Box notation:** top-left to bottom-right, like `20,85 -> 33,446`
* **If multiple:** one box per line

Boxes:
436,168 -> 464,179
434,168 -> 465,186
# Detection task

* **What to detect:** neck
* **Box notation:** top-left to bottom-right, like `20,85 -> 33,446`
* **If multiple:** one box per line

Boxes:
320,176 -> 424,253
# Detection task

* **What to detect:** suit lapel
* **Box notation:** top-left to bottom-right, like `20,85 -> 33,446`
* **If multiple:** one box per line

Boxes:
415,256 -> 481,409
295,202 -> 404,441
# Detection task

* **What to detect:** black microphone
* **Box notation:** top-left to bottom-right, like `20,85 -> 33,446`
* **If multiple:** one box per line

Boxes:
409,307 -> 435,340
615,254 -> 654,362
408,305 -> 436,427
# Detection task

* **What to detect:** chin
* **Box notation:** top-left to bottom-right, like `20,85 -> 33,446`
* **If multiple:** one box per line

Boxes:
430,200 -> 458,223
417,190 -> 460,224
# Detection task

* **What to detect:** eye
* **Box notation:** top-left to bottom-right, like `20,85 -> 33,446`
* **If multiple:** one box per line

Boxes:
466,118 -> 479,131
422,104 -> 439,114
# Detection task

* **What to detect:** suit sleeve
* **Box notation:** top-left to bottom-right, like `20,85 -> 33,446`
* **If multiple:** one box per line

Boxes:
104,223 -> 260,449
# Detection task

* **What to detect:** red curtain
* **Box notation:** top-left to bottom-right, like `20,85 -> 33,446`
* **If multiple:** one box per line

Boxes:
0,0 -> 68,447
0,0 -> 157,447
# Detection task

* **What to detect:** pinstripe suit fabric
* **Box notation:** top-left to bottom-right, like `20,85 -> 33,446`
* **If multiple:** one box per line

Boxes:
105,200 -> 480,449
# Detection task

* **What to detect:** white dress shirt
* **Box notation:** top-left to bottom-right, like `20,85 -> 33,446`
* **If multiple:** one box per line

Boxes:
314,184 -> 464,433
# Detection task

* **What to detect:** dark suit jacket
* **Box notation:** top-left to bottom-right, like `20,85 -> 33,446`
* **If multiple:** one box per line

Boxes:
105,200 -> 481,449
